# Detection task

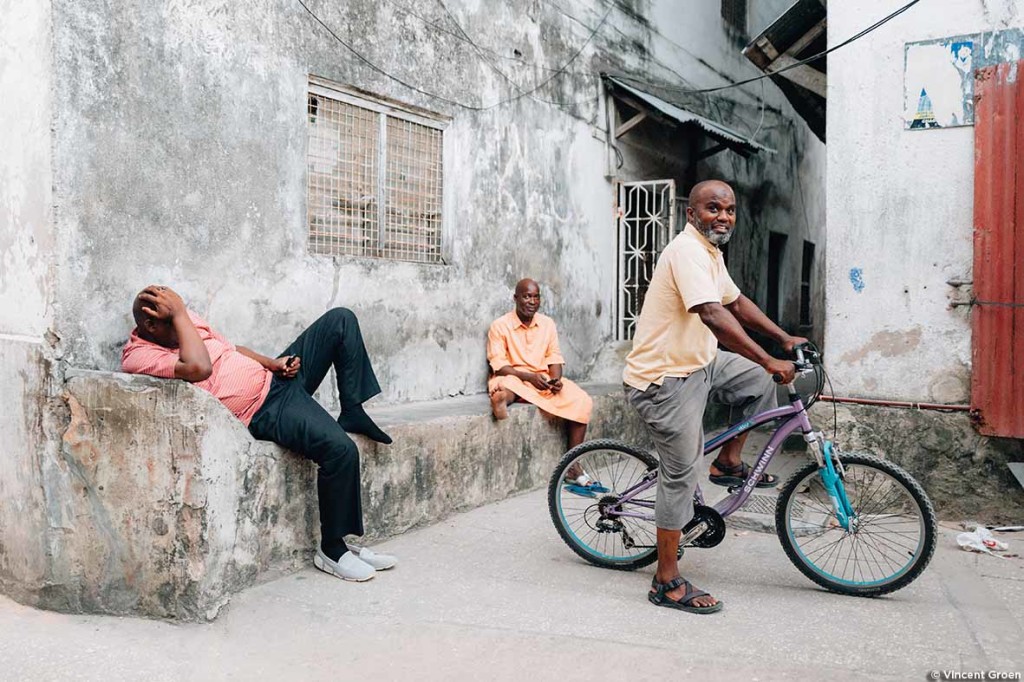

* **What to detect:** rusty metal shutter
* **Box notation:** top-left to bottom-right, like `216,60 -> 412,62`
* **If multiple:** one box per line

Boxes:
971,60 -> 1024,437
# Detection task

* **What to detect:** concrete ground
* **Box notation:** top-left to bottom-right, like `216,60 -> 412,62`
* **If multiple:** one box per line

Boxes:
3,462 -> 1022,682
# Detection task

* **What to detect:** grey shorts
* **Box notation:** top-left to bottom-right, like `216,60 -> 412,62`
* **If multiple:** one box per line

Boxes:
625,351 -> 778,529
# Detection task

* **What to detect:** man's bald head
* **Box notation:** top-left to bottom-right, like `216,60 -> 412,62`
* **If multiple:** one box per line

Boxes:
686,179 -> 737,247
513,278 -> 541,322
132,292 -> 149,328
688,179 -> 735,209
515,278 -> 539,297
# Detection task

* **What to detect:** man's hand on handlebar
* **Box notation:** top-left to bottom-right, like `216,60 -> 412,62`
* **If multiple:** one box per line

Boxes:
766,358 -> 797,384
781,335 -> 810,353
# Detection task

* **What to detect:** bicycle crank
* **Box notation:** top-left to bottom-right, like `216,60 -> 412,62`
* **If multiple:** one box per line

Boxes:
680,505 -> 726,548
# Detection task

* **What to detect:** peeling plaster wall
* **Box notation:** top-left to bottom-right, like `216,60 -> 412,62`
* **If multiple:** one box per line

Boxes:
47,0 -> 825,407
826,0 -> 1021,403
0,0 -> 58,602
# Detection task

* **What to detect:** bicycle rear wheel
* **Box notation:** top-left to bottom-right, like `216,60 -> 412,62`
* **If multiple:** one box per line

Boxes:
548,439 -> 659,570
776,452 -> 937,596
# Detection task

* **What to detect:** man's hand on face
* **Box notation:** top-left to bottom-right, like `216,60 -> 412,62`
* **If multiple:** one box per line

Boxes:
139,285 -> 186,321
782,335 -> 810,354
269,355 -> 301,379
765,358 -> 797,384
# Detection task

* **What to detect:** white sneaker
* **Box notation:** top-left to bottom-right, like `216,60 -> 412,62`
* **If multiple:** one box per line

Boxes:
313,548 -> 376,582
350,545 -> 398,570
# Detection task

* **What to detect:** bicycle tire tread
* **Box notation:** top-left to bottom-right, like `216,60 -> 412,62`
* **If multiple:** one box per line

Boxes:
547,440 -> 659,571
774,452 -> 937,596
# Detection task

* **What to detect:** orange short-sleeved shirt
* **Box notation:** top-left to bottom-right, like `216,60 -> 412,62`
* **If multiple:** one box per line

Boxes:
121,310 -> 273,426
487,311 -> 565,374
623,223 -> 741,391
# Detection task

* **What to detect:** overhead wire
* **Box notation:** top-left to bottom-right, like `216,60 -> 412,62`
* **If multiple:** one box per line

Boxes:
296,0 -> 609,112
297,0 -> 924,118
614,0 -> 925,95
432,0 -> 599,108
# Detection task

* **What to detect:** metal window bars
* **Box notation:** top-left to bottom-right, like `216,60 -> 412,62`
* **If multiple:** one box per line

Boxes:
616,180 -> 677,340
306,86 -> 445,264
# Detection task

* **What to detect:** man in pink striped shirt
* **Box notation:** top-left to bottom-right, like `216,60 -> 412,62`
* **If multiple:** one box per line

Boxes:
122,285 -> 396,583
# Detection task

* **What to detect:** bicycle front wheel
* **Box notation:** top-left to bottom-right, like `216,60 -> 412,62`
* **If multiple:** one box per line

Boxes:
776,453 -> 937,596
548,439 -> 660,571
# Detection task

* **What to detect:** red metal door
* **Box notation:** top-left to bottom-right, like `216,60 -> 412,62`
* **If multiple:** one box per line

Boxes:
972,60 -> 1024,437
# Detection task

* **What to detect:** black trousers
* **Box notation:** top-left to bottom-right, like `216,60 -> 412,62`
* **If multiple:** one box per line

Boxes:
248,308 -> 382,544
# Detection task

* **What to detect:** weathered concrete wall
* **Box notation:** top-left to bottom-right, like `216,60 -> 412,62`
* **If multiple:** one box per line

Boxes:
811,403 -> 1024,522
0,0 -> 60,609
48,370 -> 317,620
824,1 -> 1022,519
47,0 -> 825,408
826,0 -> 1021,402
18,372 -> 651,620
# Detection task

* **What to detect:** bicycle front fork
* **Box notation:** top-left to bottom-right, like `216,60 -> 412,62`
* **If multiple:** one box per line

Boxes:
820,440 -> 856,531
807,433 -> 857,532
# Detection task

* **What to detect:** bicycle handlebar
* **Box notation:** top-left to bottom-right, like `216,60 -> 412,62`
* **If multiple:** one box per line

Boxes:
772,344 -> 818,384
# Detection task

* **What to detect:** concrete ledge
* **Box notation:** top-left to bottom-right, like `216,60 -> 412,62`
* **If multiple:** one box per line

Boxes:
810,402 -> 1024,522
19,371 -> 651,621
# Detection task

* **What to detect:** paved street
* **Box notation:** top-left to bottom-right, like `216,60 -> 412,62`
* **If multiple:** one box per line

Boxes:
2,484 -> 1022,682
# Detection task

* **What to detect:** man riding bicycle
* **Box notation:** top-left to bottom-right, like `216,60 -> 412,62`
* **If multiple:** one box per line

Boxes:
623,179 -> 807,614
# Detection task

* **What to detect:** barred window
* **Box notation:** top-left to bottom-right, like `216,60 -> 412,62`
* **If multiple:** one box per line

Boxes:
306,78 -> 446,264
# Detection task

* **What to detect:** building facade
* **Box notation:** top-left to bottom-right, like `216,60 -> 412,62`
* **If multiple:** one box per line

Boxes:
824,0 -> 1023,519
0,0 -> 825,607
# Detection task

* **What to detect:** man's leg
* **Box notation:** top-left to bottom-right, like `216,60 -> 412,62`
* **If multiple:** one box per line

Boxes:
706,351 -> 779,485
280,307 -> 390,443
249,381 -> 365,560
626,375 -> 718,609
490,387 -> 515,419
566,420 -> 586,449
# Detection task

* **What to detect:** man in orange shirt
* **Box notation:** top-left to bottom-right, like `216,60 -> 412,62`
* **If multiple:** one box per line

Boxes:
122,285 -> 396,584
487,279 -> 599,495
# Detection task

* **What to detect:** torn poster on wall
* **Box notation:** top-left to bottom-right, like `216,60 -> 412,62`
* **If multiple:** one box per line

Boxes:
904,28 -> 1024,130
904,35 -> 976,128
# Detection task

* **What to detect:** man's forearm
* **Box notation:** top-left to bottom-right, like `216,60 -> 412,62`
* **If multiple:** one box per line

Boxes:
173,312 -> 212,378
495,365 -> 530,381
236,346 -> 275,369
726,295 -> 789,344
547,364 -> 563,382
697,304 -> 774,369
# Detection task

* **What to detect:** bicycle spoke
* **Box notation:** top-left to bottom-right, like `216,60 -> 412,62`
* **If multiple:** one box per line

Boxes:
782,459 -> 930,587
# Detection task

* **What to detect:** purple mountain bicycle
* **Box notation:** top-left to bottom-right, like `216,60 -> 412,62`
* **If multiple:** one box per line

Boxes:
548,345 -> 937,596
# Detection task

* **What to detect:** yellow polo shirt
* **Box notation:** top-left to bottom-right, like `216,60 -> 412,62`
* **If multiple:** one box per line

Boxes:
623,223 -> 741,391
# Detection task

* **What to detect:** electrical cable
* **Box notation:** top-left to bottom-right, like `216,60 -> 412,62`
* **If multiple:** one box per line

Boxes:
479,6 -> 611,110
296,0 -> 609,111
433,0 -> 599,108
613,0 -> 924,96
297,0 -> 478,109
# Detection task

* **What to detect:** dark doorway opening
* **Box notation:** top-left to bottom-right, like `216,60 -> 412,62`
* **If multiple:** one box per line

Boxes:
767,231 -> 787,322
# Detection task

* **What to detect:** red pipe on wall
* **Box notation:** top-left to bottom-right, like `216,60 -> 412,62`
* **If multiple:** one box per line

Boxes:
819,396 -> 971,412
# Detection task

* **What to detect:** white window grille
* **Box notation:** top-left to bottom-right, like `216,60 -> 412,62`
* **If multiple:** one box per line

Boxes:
616,180 -> 677,340
306,78 -> 447,264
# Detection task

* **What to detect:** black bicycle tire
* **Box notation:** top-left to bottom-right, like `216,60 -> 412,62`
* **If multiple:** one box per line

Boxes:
547,439 -> 660,571
775,452 -> 937,596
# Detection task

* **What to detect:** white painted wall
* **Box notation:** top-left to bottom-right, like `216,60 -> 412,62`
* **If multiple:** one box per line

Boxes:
0,0 -> 55,601
826,0 -> 1021,403
0,0 -> 54,336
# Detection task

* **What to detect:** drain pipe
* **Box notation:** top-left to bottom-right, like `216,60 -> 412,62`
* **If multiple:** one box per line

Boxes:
819,396 -> 971,412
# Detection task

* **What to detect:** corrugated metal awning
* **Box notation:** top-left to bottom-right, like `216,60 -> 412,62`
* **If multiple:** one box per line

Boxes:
604,76 -> 774,157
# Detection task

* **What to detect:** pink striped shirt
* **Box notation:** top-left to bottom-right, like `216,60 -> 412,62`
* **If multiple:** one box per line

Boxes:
121,311 -> 273,426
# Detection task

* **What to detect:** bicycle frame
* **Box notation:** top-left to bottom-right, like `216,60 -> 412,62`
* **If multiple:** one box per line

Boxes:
608,394 -> 815,521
